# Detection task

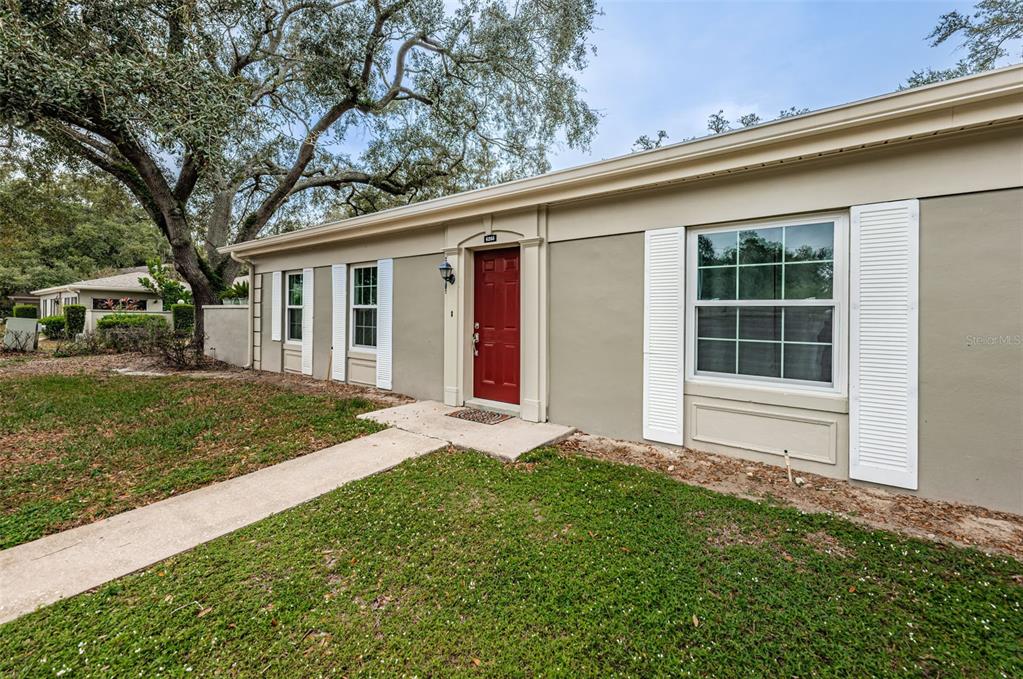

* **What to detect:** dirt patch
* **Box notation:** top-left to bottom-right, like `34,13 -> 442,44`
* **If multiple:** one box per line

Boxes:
0,429 -> 70,470
0,352 -> 411,406
803,530 -> 852,558
563,433 -> 1023,561
706,522 -> 771,549
0,352 -> 165,379
223,368 -> 411,406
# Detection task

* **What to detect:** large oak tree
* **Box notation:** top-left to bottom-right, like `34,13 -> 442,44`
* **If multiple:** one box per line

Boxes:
1,0 -> 598,343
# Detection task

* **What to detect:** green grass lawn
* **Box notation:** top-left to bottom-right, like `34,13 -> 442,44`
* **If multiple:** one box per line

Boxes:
0,374 -> 382,549
2,449 -> 1019,677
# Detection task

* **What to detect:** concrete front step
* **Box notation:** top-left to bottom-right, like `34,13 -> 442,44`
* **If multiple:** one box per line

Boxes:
359,400 -> 576,460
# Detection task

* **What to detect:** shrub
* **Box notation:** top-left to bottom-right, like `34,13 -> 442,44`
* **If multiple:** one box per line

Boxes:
101,326 -> 154,353
221,280 -> 249,302
103,324 -> 207,368
13,304 -> 38,319
171,304 -> 195,333
53,331 -> 106,357
39,315 -> 66,339
96,313 -> 168,331
63,304 -> 86,336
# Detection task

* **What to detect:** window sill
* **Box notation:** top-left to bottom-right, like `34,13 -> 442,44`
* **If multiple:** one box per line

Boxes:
684,379 -> 848,414
348,349 -> 377,361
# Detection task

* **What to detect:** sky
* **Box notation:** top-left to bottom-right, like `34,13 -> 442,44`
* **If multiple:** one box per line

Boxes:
548,0 -> 978,169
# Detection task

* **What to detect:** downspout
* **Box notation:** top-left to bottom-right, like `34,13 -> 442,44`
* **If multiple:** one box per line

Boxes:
230,251 -> 255,369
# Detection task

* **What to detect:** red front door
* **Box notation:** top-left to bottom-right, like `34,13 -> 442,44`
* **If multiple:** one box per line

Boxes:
473,247 -> 520,404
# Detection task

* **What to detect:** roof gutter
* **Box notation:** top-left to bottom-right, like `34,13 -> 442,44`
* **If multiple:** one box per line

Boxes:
220,64 -> 1023,258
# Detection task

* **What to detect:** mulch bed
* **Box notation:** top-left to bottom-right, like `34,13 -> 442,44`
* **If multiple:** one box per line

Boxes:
562,433 -> 1023,560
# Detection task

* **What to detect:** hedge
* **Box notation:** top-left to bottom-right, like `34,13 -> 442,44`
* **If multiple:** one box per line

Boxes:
96,313 -> 169,331
63,304 -> 86,336
13,304 -> 38,319
40,315 -> 66,339
171,304 -> 195,333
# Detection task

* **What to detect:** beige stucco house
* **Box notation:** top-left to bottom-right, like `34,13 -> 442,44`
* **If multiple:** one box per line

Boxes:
32,267 -> 169,331
221,65 -> 1023,514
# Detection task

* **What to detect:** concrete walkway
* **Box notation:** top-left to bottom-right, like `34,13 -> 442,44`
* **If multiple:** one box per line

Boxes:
360,401 -> 575,460
0,428 -> 445,624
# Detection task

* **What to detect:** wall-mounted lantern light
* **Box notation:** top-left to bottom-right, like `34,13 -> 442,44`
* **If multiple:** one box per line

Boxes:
438,258 -> 455,290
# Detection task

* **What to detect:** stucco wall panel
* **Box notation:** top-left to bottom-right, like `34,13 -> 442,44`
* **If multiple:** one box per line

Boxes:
548,233 -> 645,440
312,266 -> 332,380
393,254 -> 444,400
259,272 -> 282,373
203,305 -> 249,367
253,228 -> 443,273
916,189 -> 1023,513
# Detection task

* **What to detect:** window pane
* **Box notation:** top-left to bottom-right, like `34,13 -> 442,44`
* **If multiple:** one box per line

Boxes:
354,267 -> 378,306
355,267 -> 369,287
697,339 -> 736,374
738,341 -> 781,378
697,307 -> 736,339
785,222 -> 834,262
738,264 -> 782,300
784,261 -> 833,299
784,307 -> 833,343
698,267 -> 736,300
288,308 -> 303,341
784,344 -> 832,383
288,274 -> 303,306
697,231 -> 737,266
739,307 -> 782,341
354,308 -> 377,347
739,228 -> 783,265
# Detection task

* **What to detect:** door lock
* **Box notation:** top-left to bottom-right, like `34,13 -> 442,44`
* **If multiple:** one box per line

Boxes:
472,331 -> 480,356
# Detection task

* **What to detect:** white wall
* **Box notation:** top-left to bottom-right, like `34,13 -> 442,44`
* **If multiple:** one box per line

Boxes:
203,305 -> 249,367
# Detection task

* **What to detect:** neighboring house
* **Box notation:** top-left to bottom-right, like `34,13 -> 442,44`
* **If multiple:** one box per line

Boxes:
4,294 -> 40,314
31,267 -> 171,331
221,65 -> 1023,514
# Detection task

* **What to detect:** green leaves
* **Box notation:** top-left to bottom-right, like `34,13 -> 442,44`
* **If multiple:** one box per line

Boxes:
2,0 -> 600,319
139,258 -> 192,306
905,0 -> 1022,88
0,166 -> 166,297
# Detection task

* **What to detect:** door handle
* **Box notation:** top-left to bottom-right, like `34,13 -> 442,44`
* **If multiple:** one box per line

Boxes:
472,331 -> 480,356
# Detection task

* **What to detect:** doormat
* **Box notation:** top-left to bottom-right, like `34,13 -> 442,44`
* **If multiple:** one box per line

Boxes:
447,408 -> 513,425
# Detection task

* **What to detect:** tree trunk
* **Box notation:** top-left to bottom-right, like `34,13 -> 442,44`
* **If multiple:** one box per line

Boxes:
165,228 -> 219,350
189,280 -> 219,353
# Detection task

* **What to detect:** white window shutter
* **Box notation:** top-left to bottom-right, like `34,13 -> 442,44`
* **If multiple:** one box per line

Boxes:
301,267 -> 314,376
850,200 -> 919,490
375,259 -> 393,390
271,271 -> 282,342
643,227 -> 685,445
331,264 -> 347,381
